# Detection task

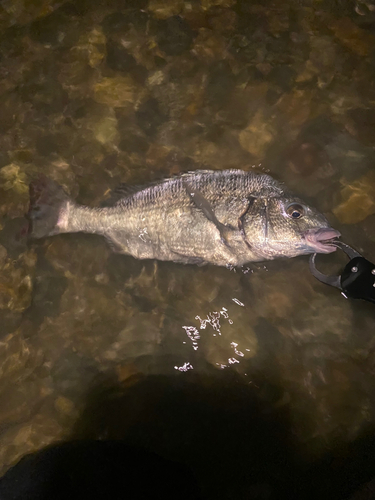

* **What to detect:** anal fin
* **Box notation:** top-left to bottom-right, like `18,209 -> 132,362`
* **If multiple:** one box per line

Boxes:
104,234 -> 128,254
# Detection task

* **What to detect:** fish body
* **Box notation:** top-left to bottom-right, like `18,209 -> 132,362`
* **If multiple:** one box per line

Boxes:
27,169 -> 339,267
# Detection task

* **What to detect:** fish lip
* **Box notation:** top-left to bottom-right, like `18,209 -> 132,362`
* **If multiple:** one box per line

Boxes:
303,228 -> 341,254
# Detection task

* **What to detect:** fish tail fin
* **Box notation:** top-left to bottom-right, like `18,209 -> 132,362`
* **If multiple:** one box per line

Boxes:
27,176 -> 72,239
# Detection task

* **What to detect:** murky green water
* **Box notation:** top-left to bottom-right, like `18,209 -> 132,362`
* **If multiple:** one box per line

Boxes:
1,0 -> 375,498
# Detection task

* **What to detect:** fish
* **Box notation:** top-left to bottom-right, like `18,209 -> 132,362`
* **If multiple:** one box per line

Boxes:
26,169 -> 340,267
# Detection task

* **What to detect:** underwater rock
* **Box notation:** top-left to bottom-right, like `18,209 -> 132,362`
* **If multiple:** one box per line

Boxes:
76,27 -> 106,69
150,75 -> 202,121
329,17 -> 375,56
57,50 -> 94,99
323,132 -> 374,182
267,8 -> 290,36
202,311 -> 258,369
54,395 -> 76,418
276,89 -> 316,128
87,107 -> 120,146
44,235 -> 110,278
118,130 -> 149,154
147,69 -> 167,87
269,65 -> 296,91
116,363 -> 143,386
0,382 -> 42,427
333,172 -> 375,224
102,9 -> 149,36
0,164 -> 28,195
92,76 -> 140,107
284,141 -> 332,178
0,257 -> 34,314
0,0 -> 56,26
93,115 -> 119,145
148,0 -> 184,19
0,331 -> 35,381
192,28 -> 229,62
28,265 -> 69,324
309,35 -> 340,72
0,244 -> 7,268
101,12 -> 131,35
201,0 -> 236,8
305,35 -> 342,89
155,15 -> 196,56
19,66 -> 69,116
214,85 -> 264,129
281,292 -> 353,343
103,311 -> 164,362
145,144 -> 173,172
33,280 -> 131,364
0,93 -> 25,134
35,133 -> 73,158
238,109 -> 275,158
208,8 -> 237,34
0,270 -> 32,314
105,40 -> 139,74
28,3 -> 82,48
345,107 -> 375,147
136,97 -> 167,137
249,262 -> 316,326
121,0 -> 149,8
328,83 -> 364,116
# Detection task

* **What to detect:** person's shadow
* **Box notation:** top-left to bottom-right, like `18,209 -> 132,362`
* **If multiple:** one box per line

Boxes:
2,366 -> 375,500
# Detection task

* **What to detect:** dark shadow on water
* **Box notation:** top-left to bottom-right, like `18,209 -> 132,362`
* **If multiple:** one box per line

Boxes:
0,439 -> 201,500
2,368 -> 375,499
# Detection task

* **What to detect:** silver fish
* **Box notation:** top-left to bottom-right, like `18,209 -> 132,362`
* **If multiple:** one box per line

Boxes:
27,170 -> 340,267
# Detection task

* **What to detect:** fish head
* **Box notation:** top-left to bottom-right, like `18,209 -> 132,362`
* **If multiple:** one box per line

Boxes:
243,193 -> 340,260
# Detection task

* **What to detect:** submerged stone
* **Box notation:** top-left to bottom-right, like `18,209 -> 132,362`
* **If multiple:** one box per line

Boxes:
276,89 -> 316,128
105,41 -> 138,73
329,17 -> 375,56
76,27 -> 106,69
148,0 -> 184,19
155,15 -> 196,56
0,244 -> 7,268
102,9 -> 149,35
238,109 -> 275,158
284,142 -> 331,178
346,108 -> 375,146
333,172 -> 375,224
92,76 -> 138,107
28,4 -> 81,48
136,98 -> 167,137
0,164 -> 28,195
202,0 -> 236,8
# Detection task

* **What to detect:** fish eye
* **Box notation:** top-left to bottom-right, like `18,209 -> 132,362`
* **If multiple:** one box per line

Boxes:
286,203 -> 305,219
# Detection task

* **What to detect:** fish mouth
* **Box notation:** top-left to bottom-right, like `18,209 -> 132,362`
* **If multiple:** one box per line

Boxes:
303,228 -> 341,254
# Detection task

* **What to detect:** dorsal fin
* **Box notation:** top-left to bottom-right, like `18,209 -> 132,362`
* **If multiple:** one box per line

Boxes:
101,169 -> 240,207
100,172 -> 193,207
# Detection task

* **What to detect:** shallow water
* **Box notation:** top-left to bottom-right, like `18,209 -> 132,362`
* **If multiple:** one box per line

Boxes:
1,0 -> 375,498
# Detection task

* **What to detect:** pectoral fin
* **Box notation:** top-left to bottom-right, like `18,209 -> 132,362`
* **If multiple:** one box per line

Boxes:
183,180 -> 231,247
